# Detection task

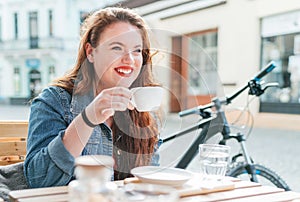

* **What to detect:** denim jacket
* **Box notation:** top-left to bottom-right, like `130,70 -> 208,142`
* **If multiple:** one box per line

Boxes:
24,86 -> 160,188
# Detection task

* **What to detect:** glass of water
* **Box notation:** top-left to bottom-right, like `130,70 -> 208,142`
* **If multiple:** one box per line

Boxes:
199,144 -> 230,181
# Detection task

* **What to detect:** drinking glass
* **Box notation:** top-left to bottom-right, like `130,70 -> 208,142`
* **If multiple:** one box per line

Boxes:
199,144 -> 230,181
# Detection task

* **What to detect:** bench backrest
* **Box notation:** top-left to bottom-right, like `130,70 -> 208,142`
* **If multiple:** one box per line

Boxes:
0,121 -> 28,165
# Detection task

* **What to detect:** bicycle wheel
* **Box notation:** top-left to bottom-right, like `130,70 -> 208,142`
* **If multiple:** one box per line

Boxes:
227,163 -> 291,191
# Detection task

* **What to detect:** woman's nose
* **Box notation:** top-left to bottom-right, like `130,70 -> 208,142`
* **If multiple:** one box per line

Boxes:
122,51 -> 134,64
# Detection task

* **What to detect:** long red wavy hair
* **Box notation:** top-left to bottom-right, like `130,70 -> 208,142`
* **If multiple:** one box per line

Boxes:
52,7 -> 160,180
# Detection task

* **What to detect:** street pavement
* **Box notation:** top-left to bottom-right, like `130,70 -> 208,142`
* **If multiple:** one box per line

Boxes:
1,104 -> 299,191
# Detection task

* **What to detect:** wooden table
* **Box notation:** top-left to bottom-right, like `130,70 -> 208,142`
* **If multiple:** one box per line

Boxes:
9,177 -> 300,202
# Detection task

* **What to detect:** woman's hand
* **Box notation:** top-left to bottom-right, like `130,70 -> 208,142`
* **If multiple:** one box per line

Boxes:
85,87 -> 134,125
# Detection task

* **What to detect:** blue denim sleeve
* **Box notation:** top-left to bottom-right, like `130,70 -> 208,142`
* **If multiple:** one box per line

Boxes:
24,87 -> 75,188
150,138 -> 163,166
149,112 -> 163,166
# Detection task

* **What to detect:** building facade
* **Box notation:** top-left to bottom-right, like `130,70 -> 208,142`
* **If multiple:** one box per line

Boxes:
0,0 -> 118,104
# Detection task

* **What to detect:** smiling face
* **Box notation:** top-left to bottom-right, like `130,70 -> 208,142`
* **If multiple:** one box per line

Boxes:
86,21 -> 143,91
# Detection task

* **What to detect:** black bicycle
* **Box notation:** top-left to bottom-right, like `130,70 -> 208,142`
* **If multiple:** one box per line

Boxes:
162,61 -> 291,191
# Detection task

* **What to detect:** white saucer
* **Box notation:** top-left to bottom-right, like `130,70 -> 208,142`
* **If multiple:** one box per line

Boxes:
131,166 -> 193,187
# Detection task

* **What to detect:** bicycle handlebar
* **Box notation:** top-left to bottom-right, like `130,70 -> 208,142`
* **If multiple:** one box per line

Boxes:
178,102 -> 214,117
253,61 -> 276,80
179,61 -> 277,117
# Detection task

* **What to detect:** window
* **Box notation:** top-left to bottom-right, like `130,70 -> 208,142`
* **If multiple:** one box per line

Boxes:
79,11 -> 89,35
29,11 -> 38,48
48,65 -> 55,82
187,30 -> 218,95
14,13 -> 18,39
170,28 -> 218,111
261,34 -> 300,103
80,11 -> 89,25
29,69 -> 41,99
0,16 -> 2,41
260,10 -> 300,114
49,10 -> 53,36
13,67 -> 21,95
0,66 -> 2,96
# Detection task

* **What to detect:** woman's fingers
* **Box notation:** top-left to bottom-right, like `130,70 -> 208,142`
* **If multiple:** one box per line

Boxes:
102,87 -> 132,99
99,87 -> 133,110
107,101 -> 129,111
87,87 -> 134,124
102,108 -> 115,117
128,102 -> 134,110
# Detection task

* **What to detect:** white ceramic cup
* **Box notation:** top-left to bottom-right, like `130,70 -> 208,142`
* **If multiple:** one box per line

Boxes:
130,86 -> 163,112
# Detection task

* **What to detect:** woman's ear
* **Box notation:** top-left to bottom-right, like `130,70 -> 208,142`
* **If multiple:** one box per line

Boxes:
85,43 -> 94,63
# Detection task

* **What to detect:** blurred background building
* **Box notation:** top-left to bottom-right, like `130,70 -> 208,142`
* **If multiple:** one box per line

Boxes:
0,0 -> 300,127
0,0 -> 119,104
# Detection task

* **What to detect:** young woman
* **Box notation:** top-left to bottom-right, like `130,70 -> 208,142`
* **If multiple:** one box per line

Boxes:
24,7 -> 161,188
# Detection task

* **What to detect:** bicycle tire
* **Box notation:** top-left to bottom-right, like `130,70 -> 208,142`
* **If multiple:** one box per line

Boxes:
227,163 -> 291,191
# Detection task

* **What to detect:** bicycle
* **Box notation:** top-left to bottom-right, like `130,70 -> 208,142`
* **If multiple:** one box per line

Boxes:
162,61 -> 291,191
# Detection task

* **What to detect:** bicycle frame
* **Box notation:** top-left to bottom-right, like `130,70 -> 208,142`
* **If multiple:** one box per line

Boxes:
162,93 -> 265,183
162,61 -> 278,181
162,97 -> 232,169
162,116 -> 214,169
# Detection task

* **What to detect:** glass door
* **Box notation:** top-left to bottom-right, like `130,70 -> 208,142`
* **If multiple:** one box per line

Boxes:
170,29 -> 218,112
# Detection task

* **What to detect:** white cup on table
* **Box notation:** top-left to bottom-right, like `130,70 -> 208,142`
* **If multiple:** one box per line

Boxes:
199,144 -> 231,181
130,86 -> 164,112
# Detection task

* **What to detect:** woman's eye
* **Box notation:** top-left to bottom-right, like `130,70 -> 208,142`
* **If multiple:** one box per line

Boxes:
112,46 -> 122,51
134,49 -> 142,53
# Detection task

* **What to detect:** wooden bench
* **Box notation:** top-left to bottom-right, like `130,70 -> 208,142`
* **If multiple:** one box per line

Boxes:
0,121 -> 28,165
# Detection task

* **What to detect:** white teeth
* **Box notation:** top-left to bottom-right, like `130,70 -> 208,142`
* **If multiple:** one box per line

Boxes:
116,68 -> 132,74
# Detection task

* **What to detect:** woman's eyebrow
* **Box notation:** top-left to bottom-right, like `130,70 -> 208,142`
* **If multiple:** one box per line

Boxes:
108,42 -> 142,48
108,41 -> 124,46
